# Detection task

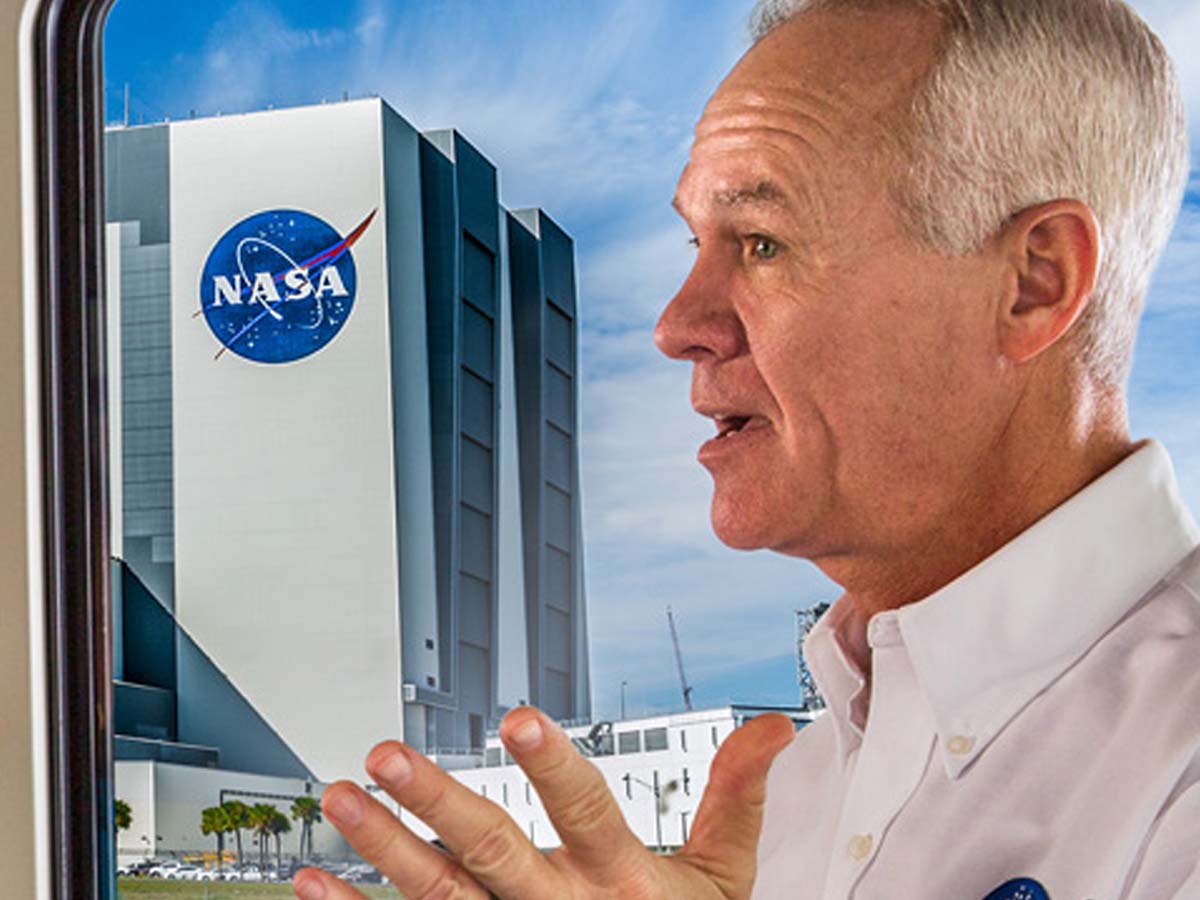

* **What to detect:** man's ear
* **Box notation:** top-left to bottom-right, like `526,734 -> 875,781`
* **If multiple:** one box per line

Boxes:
996,199 -> 1101,365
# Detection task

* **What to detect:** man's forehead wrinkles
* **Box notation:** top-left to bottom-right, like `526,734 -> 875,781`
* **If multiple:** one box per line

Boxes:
693,124 -> 824,156
708,82 -> 845,115
677,95 -> 835,224
697,99 -> 840,147
687,126 -> 830,202
702,74 -> 848,124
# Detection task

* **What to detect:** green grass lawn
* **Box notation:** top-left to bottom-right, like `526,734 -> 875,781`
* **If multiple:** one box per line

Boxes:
116,878 -> 397,899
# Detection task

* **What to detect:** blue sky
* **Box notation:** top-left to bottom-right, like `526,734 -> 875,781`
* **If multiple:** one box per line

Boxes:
105,0 -> 1200,721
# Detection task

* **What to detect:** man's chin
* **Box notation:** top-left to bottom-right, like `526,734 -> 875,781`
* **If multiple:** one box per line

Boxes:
709,502 -> 774,551
708,487 -> 825,557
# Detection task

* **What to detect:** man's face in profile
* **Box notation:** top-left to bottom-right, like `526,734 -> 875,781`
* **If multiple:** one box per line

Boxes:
655,6 -> 1019,570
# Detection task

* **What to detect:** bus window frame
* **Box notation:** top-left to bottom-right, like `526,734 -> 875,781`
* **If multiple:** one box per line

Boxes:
32,0 -> 117,897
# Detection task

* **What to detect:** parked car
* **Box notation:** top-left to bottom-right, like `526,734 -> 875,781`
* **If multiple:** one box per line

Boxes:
171,865 -> 202,880
344,864 -> 385,884
277,859 -> 305,879
122,859 -> 163,878
225,865 -> 264,882
147,861 -> 183,879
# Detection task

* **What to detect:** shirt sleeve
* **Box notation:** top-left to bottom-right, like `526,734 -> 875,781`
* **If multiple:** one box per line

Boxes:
1123,757 -> 1200,900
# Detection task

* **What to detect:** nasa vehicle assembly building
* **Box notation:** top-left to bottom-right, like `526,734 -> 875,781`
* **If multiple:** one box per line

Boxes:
106,98 -> 590,860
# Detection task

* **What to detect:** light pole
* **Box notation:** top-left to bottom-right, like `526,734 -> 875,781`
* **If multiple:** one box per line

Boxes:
620,681 -> 627,720
623,772 -> 663,851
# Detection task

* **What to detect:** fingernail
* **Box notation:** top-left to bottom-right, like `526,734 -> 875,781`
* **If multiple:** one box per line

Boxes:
508,716 -> 544,750
324,787 -> 364,826
295,872 -> 326,900
373,750 -> 413,787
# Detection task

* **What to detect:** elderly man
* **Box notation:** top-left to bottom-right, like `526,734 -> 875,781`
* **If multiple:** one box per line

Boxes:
293,1 -> 1199,899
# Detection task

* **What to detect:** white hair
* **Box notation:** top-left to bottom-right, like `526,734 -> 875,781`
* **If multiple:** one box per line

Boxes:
750,0 -> 1189,387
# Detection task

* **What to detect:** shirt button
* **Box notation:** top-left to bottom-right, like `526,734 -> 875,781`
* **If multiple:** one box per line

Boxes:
847,833 -> 873,860
947,735 -> 975,755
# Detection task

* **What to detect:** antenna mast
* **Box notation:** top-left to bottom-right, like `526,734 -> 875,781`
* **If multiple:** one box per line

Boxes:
666,606 -> 693,711
795,603 -> 830,711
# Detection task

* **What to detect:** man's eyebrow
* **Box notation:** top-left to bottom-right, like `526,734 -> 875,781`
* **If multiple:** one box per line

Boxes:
671,181 -> 792,216
712,181 -> 790,209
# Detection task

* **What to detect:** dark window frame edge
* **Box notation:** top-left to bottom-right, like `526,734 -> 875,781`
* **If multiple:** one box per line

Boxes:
33,0 -> 117,898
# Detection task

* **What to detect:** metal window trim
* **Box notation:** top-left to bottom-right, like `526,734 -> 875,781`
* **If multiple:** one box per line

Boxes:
31,0 -> 118,897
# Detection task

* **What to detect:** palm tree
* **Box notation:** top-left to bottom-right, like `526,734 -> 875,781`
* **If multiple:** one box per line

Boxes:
268,811 -> 292,873
249,803 -> 278,870
200,806 -> 232,875
113,798 -> 132,876
221,800 -> 250,872
113,798 -> 132,833
290,796 -> 322,863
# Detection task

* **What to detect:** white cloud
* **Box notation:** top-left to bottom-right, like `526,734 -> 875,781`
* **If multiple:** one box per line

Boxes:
354,10 -> 386,45
1147,197 -> 1200,309
301,0 -> 756,234
582,361 -> 709,544
579,220 -> 694,332
1131,2 -> 1200,142
193,1 -> 351,114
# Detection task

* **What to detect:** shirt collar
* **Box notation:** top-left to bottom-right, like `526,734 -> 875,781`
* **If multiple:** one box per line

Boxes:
805,441 -> 1200,778
803,597 -> 870,765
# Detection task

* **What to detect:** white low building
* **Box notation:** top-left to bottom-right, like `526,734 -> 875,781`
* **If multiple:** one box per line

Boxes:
116,704 -> 818,866
408,704 -> 819,851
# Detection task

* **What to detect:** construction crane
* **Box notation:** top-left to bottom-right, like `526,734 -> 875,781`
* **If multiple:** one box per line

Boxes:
666,606 -> 694,711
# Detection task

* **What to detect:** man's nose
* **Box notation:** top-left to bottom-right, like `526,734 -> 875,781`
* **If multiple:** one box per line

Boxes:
653,260 -> 743,362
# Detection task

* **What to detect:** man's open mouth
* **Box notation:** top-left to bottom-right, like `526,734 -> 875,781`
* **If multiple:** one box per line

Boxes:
715,415 -> 752,439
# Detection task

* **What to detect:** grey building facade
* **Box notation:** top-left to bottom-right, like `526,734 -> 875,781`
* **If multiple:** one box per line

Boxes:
507,208 -> 590,722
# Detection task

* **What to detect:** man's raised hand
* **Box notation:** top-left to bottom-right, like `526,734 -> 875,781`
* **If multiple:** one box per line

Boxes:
291,706 -> 795,900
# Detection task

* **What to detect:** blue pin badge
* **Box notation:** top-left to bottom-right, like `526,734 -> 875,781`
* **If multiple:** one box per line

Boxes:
981,879 -> 1050,900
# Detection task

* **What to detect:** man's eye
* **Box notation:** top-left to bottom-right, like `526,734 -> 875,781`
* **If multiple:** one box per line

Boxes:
750,235 -> 779,260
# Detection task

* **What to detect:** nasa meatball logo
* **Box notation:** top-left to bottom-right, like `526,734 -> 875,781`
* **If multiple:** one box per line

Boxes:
198,207 -> 376,364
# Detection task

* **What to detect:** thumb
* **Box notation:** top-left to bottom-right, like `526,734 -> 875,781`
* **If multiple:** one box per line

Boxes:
676,713 -> 796,893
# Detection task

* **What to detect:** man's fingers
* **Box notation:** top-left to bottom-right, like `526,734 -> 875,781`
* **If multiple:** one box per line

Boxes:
676,713 -> 796,892
364,741 -> 567,900
292,866 -> 373,900
318,780 -> 490,900
496,706 -> 649,875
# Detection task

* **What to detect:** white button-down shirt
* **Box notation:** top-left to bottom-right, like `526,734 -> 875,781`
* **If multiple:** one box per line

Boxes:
753,442 -> 1200,900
